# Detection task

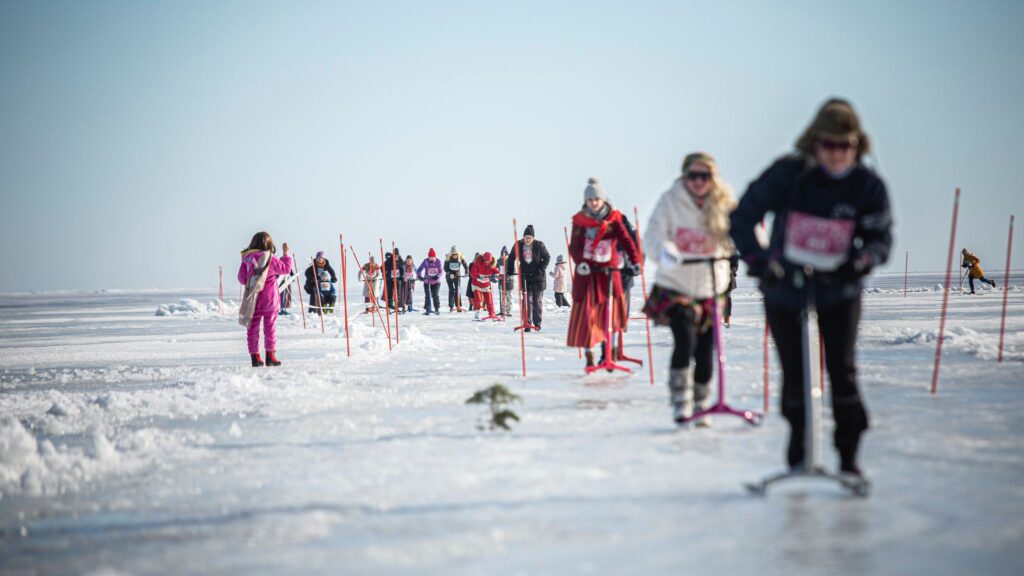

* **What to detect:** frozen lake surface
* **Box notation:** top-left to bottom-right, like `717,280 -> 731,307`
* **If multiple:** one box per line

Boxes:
2,272 -> 1023,575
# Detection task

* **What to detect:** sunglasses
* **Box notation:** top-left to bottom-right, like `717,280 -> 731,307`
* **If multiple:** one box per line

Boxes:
685,171 -> 712,182
817,138 -> 858,152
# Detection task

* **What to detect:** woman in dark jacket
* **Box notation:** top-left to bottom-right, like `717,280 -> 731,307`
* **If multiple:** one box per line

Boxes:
730,98 -> 892,478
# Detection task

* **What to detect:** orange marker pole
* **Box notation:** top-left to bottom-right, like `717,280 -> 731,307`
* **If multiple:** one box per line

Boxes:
380,239 -> 392,342
632,207 -> 655,385
932,188 -> 961,394
340,234 -> 350,357
218,266 -> 224,315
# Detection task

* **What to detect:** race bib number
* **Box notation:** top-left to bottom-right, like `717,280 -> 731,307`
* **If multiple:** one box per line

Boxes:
448,262 -> 461,271
392,270 -> 401,278
784,211 -> 855,272
583,239 -> 614,263
427,268 -> 439,277
674,227 -> 714,255
319,281 -> 331,291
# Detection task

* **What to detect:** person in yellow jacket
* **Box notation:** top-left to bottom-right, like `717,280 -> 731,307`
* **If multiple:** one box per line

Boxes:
961,249 -> 997,294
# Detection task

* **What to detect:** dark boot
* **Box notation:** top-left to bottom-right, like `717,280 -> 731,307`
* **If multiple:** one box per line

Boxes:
251,353 -> 264,367
585,350 -> 595,368
265,351 -> 281,367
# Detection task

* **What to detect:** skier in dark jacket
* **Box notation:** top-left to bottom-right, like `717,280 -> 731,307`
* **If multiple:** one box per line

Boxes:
383,251 -> 405,312
444,246 -> 469,312
304,251 -> 337,315
497,245 -> 514,317
508,224 -> 551,331
730,98 -> 892,479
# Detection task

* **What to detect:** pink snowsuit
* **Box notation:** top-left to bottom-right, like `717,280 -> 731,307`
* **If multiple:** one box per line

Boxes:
238,251 -> 293,354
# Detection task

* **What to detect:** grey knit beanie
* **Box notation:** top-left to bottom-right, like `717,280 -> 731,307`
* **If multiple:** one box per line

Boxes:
584,177 -> 606,202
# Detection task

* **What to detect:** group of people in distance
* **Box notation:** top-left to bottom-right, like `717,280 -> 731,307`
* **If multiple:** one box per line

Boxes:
238,98 -> 894,480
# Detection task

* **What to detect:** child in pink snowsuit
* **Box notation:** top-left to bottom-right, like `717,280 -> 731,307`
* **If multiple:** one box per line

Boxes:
238,232 -> 293,367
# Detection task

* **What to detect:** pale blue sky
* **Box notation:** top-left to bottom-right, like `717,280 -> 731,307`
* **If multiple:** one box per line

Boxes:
2,0 -> 1022,292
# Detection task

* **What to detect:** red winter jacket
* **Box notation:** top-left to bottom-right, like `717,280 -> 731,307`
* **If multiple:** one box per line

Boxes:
470,258 -> 499,290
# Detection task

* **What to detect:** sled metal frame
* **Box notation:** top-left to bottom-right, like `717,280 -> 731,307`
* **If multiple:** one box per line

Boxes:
745,268 -> 868,497
675,257 -> 762,426
586,268 -> 632,375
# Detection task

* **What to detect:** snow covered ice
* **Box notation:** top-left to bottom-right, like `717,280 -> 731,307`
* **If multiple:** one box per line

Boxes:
1,274 -> 1023,575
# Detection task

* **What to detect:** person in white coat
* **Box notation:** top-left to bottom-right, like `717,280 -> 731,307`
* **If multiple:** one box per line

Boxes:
550,255 -> 570,307
642,152 -> 736,424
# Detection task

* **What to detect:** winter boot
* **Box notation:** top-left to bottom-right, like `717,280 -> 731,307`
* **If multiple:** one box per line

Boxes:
585,350 -> 595,368
668,368 -> 694,424
265,351 -> 281,367
251,353 -> 264,367
692,380 -> 712,427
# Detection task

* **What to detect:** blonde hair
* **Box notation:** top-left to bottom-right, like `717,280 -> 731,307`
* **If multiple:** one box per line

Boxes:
681,152 -> 735,245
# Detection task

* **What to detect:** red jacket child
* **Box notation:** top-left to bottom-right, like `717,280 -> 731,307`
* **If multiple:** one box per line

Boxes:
470,252 -> 500,318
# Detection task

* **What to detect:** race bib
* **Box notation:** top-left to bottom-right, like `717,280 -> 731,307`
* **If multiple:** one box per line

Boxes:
427,268 -> 439,277
392,270 -> 401,278
674,227 -> 714,256
448,262 -> 461,271
784,210 -> 855,272
583,238 -> 614,263
319,281 -> 331,291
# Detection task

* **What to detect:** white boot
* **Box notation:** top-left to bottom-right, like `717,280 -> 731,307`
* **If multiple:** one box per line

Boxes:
668,368 -> 694,424
693,380 -> 712,428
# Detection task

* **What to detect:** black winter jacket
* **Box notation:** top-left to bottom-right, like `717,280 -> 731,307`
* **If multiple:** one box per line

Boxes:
304,260 -> 337,294
730,156 -> 893,310
508,239 -> 551,291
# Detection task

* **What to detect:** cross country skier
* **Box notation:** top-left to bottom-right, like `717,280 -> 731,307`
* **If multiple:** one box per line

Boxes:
238,232 -> 293,367
417,248 -> 443,315
445,246 -> 469,312
383,250 -> 405,313
404,255 -> 417,312
730,98 -> 893,479
497,245 -> 514,317
470,252 -> 501,320
509,224 -> 551,331
642,153 -> 736,424
961,248 -> 997,294
567,178 -> 640,367
360,256 -> 380,314
467,252 -> 481,311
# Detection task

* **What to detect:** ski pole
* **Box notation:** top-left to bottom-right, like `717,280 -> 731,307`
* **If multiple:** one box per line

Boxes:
998,215 -> 1014,363
340,234 -> 350,357
633,206 -> 655,385
932,188 -> 960,394
294,254 -> 308,329
351,248 -> 392,351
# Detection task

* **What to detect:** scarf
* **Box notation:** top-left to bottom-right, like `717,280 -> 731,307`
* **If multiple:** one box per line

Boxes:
238,251 -> 272,327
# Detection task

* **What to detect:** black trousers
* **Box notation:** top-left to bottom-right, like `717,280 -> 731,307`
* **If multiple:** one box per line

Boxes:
668,305 -> 714,383
447,276 -> 462,309
765,297 -> 868,468
554,292 -> 570,307
525,288 -> 543,328
423,283 -> 440,312
967,275 -> 993,293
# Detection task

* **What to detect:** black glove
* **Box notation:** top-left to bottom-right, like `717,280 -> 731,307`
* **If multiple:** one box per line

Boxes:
628,263 -> 641,276
489,274 -> 498,283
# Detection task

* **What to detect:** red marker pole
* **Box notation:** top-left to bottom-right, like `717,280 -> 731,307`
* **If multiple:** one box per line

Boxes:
380,239 -> 392,342
513,219 -> 527,378
998,215 -> 1014,363
392,242 -> 400,344
294,253 -> 308,329
340,234 -> 351,357
564,225 -> 581,359
632,207 -> 655,385
218,264 -> 224,313
932,188 -> 961,394
903,251 -> 909,297
763,320 -> 771,414
351,248 -> 392,351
